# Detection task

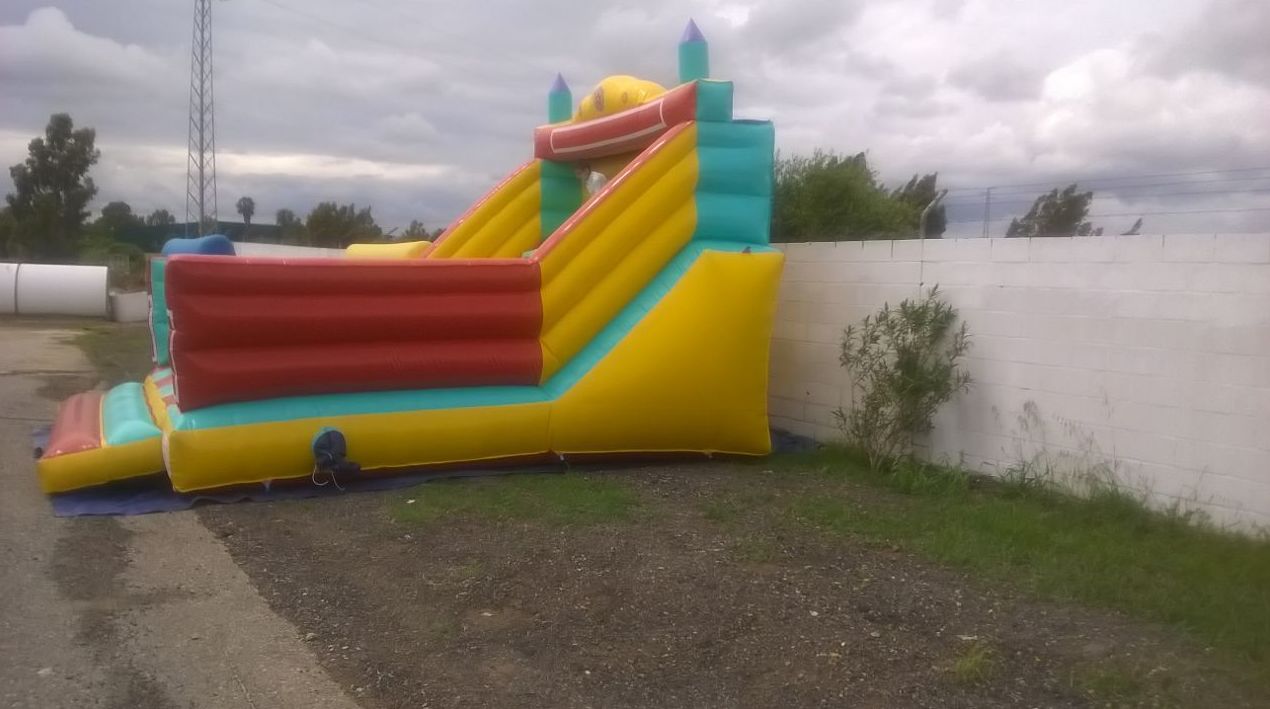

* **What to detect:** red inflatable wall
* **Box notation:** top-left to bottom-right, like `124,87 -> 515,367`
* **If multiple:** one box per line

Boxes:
164,256 -> 543,410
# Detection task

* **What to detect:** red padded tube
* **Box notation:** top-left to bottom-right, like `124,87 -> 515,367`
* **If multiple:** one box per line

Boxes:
172,339 -> 542,410
43,391 -> 102,458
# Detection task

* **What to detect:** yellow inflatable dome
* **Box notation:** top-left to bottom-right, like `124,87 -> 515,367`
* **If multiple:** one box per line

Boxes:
575,75 -> 666,122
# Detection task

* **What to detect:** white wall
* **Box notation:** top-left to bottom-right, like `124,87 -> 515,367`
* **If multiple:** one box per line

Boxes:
770,235 -> 1270,530
232,242 -> 344,258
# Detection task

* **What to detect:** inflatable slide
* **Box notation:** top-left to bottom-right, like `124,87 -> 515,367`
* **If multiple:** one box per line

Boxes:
36,22 -> 784,494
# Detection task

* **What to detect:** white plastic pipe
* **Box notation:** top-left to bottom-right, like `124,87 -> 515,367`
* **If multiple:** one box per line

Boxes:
9,263 -> 109,317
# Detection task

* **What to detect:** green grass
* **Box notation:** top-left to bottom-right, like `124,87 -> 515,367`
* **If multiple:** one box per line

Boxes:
390,473 -> 640,527
772,448 -> 1270,673
702,498 -> 744,524
73,323 -> 153,385
950,641 -> 998,684
1074,665 -> 1147,704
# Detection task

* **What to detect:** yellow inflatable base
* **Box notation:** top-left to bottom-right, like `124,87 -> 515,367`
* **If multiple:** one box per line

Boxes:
551,249 -> 782,454
161,248 -> 782,492
37,438 -> 165,494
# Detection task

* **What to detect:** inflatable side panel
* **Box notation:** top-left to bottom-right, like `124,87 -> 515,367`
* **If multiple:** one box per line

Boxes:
164,256 -> 544,410
166,400 -> 553,492
694,120 -> 774,245
150,258 -> 170,366
550,249 -> 782,455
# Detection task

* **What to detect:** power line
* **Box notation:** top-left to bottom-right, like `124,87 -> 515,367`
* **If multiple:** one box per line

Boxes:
944,186 -> 1270,209
1088,206 -> 1270,219
944,177 -> 1270,203
940,165 -> 1270,195
946,205 -> 1270,225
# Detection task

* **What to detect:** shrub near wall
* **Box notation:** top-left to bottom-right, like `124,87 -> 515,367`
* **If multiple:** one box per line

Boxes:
769,235 -> 1270,530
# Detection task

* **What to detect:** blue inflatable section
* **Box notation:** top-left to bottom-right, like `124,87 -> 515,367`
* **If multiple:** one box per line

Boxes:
161,234 -> 235,256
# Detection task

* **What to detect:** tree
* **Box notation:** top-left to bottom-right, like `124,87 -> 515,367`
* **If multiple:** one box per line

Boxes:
402,219 -> 431,239
891,173 -> 946,238
145,208 -> 176,226
1120,217 -> 1143,236
304,202 -> 381,248
0,208 -> 15,259
236,196 -> 256,226
275,208 -> 307,244
5,113 -> 100,260
772,150 -> 918,242
1006,183 -> 1102,237
92,201 -> 143,240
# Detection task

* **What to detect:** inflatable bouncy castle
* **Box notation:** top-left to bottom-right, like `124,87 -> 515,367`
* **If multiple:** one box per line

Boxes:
36,22 -> 784,494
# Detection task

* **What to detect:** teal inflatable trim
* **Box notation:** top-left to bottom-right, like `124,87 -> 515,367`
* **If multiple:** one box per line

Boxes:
695,81 -> 733,122
678,41 -> 709,84
150,259 -> 170,366
168,241 -> 774,431
693,120 -> 774,245
102,383 -> 161,446
540,159 -> 582,241
175,385 -> 549,431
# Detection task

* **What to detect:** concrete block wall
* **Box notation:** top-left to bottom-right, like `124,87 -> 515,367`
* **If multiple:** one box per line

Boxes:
233,242 -> 345,258
770,235 -> 1270,530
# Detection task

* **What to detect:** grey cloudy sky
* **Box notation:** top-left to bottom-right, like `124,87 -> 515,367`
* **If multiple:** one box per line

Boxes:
2,0 -> 1268,236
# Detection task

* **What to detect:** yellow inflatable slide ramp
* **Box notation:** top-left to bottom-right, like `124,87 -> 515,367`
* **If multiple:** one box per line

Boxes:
345,240 -> 431,259
427,160 -> 545,259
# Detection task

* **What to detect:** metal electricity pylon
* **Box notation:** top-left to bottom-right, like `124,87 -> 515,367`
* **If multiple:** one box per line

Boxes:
185,0 -> 218,236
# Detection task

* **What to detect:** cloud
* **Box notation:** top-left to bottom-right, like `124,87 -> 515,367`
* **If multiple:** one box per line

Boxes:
0,0 -> 1266,235
0,7 -> 174,89
948,53 -> 1046,102
1147,0 -> 1270,87
1034,48 -> 1270,173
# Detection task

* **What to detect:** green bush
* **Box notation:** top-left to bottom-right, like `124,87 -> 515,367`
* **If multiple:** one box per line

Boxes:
834,286 -> 972,470
78,234 -> 147,290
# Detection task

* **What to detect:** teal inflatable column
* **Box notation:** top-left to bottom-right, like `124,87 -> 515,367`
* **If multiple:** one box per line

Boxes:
541,73 -> 582,240
678,19 -> 709,83
547,73 -> 572,123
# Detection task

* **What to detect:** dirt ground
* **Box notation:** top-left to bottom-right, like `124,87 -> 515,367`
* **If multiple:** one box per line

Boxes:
7,318 -> 1264,708
200,465 -> 1263,709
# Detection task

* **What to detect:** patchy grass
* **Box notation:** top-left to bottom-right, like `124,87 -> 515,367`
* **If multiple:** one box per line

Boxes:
732,533 -> 781,563
72,323 -> 153,385
1074,664 -> 1148,704
390,473 -> 640,527
773,447 -> 1270,674
949,641 -> 998,685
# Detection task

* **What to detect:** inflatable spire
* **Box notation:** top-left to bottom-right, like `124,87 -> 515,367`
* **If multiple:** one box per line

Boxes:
548,73 -> 572,123
678,19 -> 709,83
